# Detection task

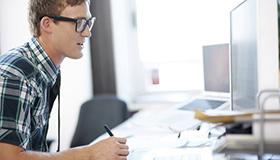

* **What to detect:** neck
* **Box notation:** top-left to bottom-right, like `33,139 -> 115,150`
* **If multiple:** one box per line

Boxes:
36,36 -> 64,68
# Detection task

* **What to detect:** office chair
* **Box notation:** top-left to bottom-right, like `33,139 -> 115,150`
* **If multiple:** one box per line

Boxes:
70,95 -> 130,148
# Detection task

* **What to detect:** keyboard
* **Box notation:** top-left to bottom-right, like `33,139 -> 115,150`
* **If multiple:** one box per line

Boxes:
179,99 -> 226,111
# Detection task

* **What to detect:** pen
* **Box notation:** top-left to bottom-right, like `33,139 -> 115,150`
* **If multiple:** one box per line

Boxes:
104,124 -> 114,137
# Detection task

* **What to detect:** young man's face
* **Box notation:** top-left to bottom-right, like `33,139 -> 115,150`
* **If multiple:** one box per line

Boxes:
51,2 -> 92,60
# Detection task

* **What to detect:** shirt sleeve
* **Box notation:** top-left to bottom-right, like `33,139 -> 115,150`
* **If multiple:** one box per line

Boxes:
0,76 -> 34,149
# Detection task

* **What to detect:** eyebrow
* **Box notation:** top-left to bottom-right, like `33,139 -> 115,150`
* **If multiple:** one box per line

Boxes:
74,15 -> 93,20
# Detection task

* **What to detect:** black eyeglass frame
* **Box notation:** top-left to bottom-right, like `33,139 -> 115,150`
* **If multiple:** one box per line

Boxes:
43,15 -> 96,33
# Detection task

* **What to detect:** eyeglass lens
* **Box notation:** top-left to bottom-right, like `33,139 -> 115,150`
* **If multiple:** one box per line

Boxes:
77,19 -> 93,32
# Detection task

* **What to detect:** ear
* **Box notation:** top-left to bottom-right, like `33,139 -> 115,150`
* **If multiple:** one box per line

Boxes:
40,16 -> 53,34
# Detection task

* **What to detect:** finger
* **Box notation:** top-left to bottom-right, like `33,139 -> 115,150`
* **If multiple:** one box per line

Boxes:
119,144 -> 129,150
118,149 -> 129,156
116,137 -> 127,144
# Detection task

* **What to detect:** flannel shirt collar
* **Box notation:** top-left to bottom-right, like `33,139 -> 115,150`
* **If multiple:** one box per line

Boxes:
29,37 -> 60,85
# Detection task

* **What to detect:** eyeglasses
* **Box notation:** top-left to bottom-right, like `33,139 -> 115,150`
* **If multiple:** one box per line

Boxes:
44,15 -> 96,33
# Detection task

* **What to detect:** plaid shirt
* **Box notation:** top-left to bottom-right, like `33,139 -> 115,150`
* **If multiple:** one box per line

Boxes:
0,37 -> 60,151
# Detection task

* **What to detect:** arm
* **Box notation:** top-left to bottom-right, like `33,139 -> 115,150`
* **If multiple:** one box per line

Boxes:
0,137 -> 129,160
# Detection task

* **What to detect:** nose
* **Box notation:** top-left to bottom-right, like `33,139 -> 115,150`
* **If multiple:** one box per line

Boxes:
81,25 -> 92,38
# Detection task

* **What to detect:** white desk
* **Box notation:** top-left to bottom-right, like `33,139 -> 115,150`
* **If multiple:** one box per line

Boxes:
92,105 -> 278,160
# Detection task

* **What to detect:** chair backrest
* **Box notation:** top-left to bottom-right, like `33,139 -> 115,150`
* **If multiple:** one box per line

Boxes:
70,96 -> 130,148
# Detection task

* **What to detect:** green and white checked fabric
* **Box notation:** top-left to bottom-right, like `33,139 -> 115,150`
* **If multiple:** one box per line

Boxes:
0,37 -> 60,151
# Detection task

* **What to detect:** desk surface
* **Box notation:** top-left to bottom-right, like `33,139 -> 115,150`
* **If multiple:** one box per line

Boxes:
93,105 -> 280,160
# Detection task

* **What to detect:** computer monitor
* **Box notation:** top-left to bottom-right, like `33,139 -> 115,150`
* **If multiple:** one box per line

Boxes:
202,43 -> 229,96
230,0 -> 279,111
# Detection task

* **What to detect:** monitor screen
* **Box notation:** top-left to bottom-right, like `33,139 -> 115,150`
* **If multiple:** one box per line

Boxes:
230,0 -> 279,111
202,43 -> 229,94
230,0 -> 258,110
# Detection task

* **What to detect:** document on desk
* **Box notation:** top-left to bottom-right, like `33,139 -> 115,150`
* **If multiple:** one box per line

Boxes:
130,108 -> 202,131
128,147 -> 212,160
92,108 -> 220,160
115,109 -> 212,152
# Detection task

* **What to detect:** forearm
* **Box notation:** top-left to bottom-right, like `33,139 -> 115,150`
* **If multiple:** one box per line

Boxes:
0,137 -> 128,160
0,143 -> 91,160
19,146 -> 90,160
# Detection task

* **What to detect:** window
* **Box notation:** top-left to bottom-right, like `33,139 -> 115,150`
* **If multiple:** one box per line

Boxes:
135,0 -> 240,92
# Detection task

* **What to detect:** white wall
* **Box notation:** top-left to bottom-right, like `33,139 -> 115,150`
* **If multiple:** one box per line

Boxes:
110,0 -> 143,105
0,0 -> 93,152
0,0 -> 30,53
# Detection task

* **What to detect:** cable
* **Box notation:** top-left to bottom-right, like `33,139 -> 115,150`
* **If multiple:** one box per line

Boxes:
56,72 -> 61,152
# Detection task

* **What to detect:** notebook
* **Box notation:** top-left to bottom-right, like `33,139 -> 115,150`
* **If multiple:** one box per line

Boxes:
179,43 -> 230,111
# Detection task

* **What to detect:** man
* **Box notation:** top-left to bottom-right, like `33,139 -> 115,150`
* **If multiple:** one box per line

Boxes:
0,0 -> 129,159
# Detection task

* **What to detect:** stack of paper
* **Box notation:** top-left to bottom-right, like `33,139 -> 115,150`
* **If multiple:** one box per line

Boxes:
194,110 -> 280,123
194,110 -> 253,123
193,110 -> 280,155
213,134 -> 280,154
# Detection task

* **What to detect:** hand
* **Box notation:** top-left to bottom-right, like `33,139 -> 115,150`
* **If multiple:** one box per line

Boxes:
87,137 -> 129,160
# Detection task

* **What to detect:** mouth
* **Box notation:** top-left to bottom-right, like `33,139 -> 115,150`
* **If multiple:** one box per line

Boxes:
77,42 -> 84,48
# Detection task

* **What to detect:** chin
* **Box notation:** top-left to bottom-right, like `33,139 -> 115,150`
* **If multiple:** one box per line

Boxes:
71,52 -> 84,59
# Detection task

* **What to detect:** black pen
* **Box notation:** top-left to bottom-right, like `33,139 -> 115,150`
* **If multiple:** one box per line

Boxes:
104,124 -> 114,137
